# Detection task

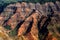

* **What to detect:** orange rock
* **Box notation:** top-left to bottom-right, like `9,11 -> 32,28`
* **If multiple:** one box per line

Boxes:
0,16 -> 3,20
16,8 -> 22,13
52,37 -> 57,40
31,12 -> 39,37
7,19 -> 12,25
45,32 -> 58,40
25,8 -> 31,14
18,17 -> 33,36
25,32 -> 34,40
21,2 -> 27,8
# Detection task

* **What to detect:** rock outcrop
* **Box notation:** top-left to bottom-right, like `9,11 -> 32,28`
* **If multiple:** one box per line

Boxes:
0,1 -> 60,40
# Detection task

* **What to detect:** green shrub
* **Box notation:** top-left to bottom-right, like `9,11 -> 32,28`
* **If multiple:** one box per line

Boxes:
9,28 -> 17,36
4,25 -> 11,30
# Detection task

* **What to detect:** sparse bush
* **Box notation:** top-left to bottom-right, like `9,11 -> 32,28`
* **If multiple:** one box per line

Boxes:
4,25 -> 11,30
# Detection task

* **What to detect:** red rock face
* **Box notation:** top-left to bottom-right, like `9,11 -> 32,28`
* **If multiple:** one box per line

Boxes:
25,33 -> 34,40
52,37 -> 57,40
16,8 -> 22,13
46,32 -> 57,40
0,2 -> 60,40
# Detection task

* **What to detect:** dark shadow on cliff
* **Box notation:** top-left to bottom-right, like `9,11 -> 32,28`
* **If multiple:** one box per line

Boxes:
3,6 -> 17,25
9,9 -> 35,36
53,2 -> 60,11
24,18 -> 33,35
37,4 -> 54,40
3,6 -> 17,30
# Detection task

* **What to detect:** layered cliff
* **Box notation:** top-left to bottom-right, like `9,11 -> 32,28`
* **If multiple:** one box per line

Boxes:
0,1 -> 60,40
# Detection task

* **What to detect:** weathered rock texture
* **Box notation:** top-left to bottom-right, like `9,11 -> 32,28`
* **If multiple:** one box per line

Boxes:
0,1 -> 60,40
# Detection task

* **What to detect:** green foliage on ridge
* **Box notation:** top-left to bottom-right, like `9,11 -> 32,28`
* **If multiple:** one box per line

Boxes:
0,0 -> 59,5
